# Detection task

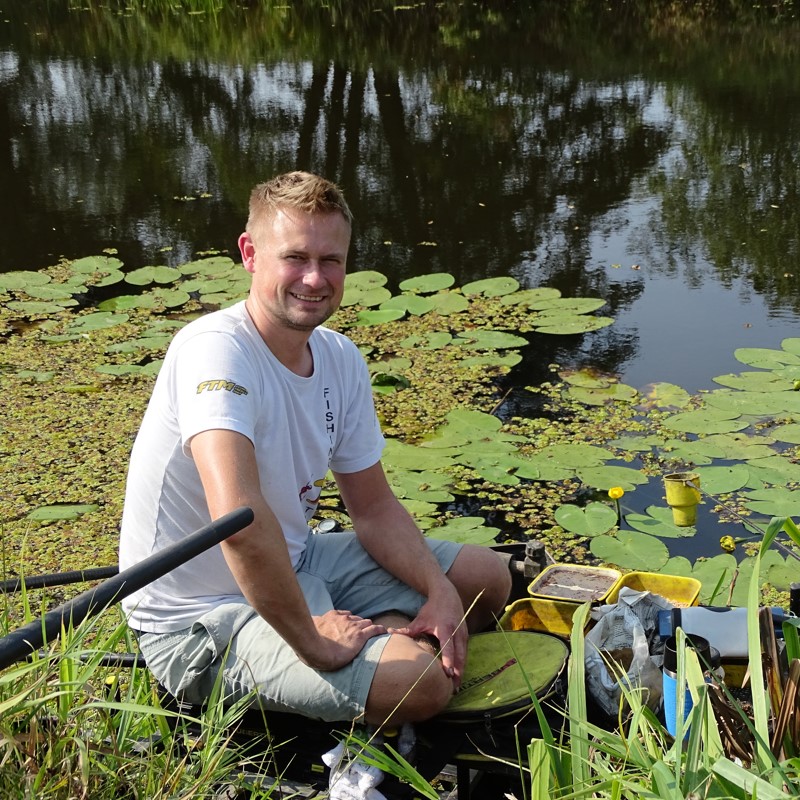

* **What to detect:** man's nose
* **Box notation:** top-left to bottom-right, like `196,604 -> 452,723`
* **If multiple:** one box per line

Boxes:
302,262 -> 326,287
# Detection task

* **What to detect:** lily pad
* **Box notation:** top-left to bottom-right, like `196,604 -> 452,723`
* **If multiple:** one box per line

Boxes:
22,284 -> 78,302
426,517 -> 499,544
771,423 -> 800,445
533,315 -> 614,335
5,300 -> 66,316
712,371 -> 790,392
693,465 -> 750,495
98,294 -> 157,311
399,332 -> 453,350
746,456 -> 800,486
398,273 -> 455,293
27,503 -> 99,521
637,382 -> 692,410
576,465 -> 649,491
743,487 -> 800,517
567,383 -> 638,406
68,312 -> 130,331
530,297 -> 607,315
461,276 -> 519,297
124,265 -> 182,286
0,271 -> 52,291
458,352 -> 522,369
380,294 -> 435,316
429,291 -> 470,315
734,347 -> 800,370
625,506 -> 696,538
554,502 -> 618,536
662,407 -> 747,435
69,255 -> 124,274
453,330 -> 528,350
353,308 -> 405,326
500,287 -> 561,307
590,530 -> 670,571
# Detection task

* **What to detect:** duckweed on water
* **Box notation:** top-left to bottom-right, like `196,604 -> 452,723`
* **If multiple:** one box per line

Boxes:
1,253 -> 799,611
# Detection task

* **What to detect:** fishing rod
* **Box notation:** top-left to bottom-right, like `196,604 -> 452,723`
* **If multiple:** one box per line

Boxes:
0,506 -> 254,671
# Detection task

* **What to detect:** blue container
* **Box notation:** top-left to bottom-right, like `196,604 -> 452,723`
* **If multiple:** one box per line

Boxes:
662,634 -> 713,738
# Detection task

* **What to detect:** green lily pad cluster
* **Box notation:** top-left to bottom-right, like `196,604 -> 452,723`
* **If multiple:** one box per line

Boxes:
1,255 -> 798,607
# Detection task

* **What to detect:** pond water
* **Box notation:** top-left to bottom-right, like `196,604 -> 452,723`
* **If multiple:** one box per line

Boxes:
2,1 -> 800,399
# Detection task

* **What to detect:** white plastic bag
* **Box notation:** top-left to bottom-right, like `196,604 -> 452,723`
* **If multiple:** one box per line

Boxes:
584,590 -> 667,716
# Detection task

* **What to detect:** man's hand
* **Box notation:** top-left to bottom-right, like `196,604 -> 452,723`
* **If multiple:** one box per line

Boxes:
301,609 -> 388,671
389,580 -> 468,689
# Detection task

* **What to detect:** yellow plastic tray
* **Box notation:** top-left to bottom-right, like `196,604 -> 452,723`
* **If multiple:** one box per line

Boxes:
528,563 -> 621,604
605,571 -> 701,607
498,596 -> 589,639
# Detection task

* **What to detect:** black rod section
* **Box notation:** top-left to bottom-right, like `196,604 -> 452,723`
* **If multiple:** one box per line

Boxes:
0,566 -> 120,594
0,506 -> 253,671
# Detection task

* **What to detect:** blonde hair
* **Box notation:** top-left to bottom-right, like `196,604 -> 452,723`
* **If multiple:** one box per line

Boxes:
246,172 -> 353,240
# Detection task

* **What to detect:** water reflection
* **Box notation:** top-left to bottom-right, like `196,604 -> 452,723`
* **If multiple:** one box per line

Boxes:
1,2 -> 800,391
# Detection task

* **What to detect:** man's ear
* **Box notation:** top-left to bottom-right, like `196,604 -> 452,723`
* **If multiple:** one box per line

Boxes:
239,232 -> 256,274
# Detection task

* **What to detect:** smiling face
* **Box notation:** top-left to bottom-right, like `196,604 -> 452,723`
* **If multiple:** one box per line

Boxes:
240,208 -> 350,340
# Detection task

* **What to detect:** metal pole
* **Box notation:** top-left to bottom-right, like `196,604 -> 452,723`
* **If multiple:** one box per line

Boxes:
0,506 -> 253,671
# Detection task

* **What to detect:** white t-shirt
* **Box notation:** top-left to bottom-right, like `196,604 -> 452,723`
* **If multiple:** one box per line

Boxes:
119,301 -> 384,632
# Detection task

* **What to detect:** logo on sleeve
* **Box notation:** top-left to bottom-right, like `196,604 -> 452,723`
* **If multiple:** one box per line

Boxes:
196,379 -> 249,396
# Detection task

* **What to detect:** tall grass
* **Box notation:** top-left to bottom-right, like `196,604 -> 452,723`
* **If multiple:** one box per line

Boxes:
2,519 -> 800,797
355,518 -> 800,799
0,604 -> 279,798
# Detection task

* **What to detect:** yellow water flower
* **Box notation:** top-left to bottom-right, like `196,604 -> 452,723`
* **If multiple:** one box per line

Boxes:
719,535 -> 736,553
608,487 -> 624,500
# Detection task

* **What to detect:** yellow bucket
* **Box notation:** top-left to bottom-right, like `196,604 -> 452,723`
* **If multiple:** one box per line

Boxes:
663,472 -> 701,526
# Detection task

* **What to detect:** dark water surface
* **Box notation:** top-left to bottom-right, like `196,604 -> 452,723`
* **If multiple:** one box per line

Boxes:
2,2 -> 800,396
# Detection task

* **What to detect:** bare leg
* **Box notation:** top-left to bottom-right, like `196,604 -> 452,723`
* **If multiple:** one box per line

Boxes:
364,633 -> 453,727
445,544 -> 512,632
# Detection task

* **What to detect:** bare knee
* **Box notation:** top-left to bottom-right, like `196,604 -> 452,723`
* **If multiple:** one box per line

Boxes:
447,546 -> 512,631
365,634 -> 453,726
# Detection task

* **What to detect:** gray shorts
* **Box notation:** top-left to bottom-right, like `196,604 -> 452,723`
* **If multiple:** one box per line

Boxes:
137,531 -> 461,722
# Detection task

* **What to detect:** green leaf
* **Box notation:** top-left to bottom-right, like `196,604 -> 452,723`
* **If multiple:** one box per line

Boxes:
68,312 -> 130,331
426,517 -> 498,544
0,271 -> 52,291
555,502 -> 617,536
589,531 -> 669,571
500,287 -> 561,307
27,503 -> 99,521
98,294 -> 157,311
567,383 -> 638,405
124,266 -> 182,286
712,371 -> 790,392
69,255 -> 124,274
638,382 -> 692,409
461,276 -> 519,297
575,465 -> 649,492
398,273 -> 455,293
453,330 -> 528,350
380,294 -> 435,316
457,352 -> 522,369
662,407 -> 747,435
429,291 -> 470,315
5,300 -> 66,315
530,297 -> 606,315
693,464 -> 750,494
746,455 -> 800,486
743,487 -> 800,517
398,332 -> 453,349
533,315 -> 614,335
353,309 -> 405,326
536,443 -> 614,468
771,423 -> 800,444
734,347 -> 800,370
625,506 -> 696,539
